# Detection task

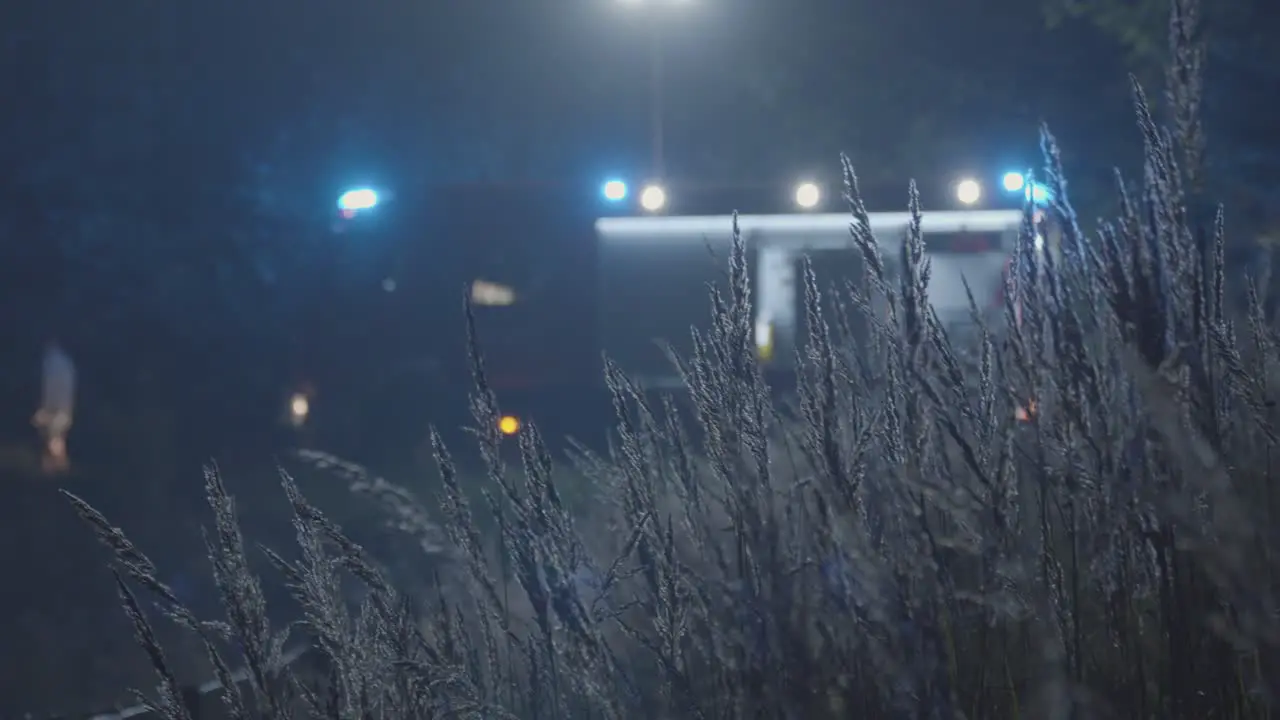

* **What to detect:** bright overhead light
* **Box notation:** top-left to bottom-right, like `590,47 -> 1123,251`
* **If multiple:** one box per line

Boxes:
956,178 -> 981,205
794,182 -> 820,209
640,184 -> 667,212
1002,172 -> 1025,192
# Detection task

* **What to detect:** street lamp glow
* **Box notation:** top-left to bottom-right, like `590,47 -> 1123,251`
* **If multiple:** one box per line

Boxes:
602,179 -> 628,201
337,188 -> 378,211
1028,183 -> 1050,204
640,184 -> 667,212
794,182 -> 821,209
289,392 -> 310,427
955,178 -> 981,205
1002,172 -> 1025,192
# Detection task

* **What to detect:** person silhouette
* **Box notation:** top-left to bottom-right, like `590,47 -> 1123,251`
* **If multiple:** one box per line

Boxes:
33,339 -> 76,474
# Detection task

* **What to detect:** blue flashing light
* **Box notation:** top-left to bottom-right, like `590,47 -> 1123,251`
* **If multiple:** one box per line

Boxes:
1028,183 -> 1050,204
602,179 -> 628,202
1002,172 -> 1026,192
337,188 -> 378,211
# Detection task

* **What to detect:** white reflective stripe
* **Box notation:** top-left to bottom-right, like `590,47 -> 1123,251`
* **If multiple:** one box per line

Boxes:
754,320 -> 773,349
596,210 -> 1025,249
756,246 -> 796,340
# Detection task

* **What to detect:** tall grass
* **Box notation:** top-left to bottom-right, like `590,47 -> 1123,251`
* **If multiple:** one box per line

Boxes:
61,0 -> 1280,716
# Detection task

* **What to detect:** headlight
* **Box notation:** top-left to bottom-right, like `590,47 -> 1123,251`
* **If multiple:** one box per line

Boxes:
794,182 -> 821,209
955,178 -> 982,205
640,184 -> 667,212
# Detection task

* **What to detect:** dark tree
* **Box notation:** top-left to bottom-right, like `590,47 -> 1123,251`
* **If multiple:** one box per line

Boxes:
1041,0 -> 1280,229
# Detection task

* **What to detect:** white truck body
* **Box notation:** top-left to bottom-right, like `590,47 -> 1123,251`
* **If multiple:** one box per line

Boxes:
595,210 -> 1024,387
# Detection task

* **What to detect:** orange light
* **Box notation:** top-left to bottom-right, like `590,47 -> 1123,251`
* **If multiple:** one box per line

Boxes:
498,415 -> 521,435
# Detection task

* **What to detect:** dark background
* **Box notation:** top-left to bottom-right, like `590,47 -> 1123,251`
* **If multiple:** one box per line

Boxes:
0,0 -> 1276,715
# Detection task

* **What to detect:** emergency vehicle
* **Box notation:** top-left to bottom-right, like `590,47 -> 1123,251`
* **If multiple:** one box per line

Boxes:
307,172 -> 1054,452
505,171 -> 1051,443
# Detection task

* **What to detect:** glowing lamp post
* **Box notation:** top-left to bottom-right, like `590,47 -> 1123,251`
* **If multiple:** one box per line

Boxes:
289,392 -> 310,427
616,0 -> 693,180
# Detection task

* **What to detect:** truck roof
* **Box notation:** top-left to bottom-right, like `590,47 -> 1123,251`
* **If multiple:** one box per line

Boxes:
596,209 -> 1025,251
